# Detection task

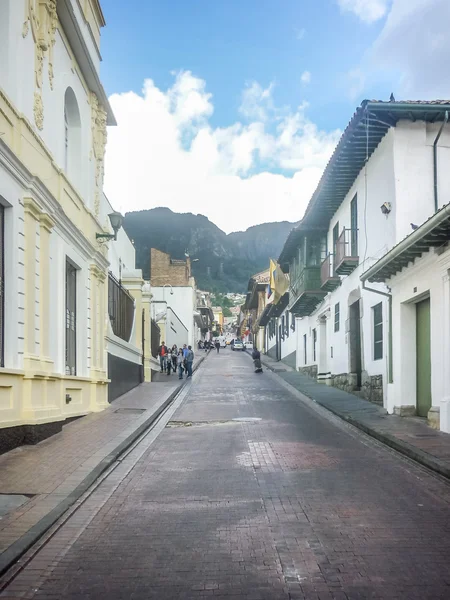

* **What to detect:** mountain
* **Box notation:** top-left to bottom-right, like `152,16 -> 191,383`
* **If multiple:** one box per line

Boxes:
122,207 -> 296,293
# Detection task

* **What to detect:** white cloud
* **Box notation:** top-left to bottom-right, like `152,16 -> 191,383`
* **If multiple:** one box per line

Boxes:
337,0 -> 390,23
239,81 -> 275,122
104,71 -> 340,234
370,0 -> 450,98
346,0 -> 450,101
301,71 -> 311,85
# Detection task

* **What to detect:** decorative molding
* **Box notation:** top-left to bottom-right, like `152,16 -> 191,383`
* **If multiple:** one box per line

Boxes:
24,196 -> 43,220
90,92 -> 107,217
39,212 -> 56,232
24,1 -> 59,128
90,264 -> 107,283
33,92 -> 44,130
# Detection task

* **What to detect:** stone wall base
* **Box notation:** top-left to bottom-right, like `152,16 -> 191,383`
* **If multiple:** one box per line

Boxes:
428,406 -> 440,430
393,405 -> 416,417
330,372 -> 358,394
360,372 -> 384,406
0,420 -> 66,455
330,371 -> 384,406
299,365 -> 318,379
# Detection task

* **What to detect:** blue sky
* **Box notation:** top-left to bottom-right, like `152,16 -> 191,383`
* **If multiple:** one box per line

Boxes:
100,0 -> 385,132
101,1 -> 450,233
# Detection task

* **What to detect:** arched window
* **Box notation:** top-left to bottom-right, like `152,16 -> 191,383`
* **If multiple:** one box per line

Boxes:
63,88 -> 81,182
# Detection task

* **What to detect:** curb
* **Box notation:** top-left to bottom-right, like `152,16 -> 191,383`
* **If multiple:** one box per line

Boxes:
0,356 -> 205,578
259,354 -> 450,481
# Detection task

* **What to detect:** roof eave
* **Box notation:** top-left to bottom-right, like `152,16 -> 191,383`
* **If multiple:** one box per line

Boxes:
361,203 -> 450,283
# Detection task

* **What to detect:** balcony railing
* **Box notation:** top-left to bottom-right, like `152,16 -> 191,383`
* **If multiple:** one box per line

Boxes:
320,254 -> 341,292
335,228 -> 359,275
288,266 -> 326,316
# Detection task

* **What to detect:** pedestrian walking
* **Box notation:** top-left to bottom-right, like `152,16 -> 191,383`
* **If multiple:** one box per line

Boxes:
171,345 -> 178,372
182,344 -> 189,373
166,348 -> 173,375
186,345 -> 194,378
215,339 -> 220,353
177,348 -> 184,379
157,341 -> 168,373
204,340 -> 209,353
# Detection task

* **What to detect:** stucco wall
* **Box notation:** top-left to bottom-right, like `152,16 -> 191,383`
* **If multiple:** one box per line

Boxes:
387,246 -> 450,432
152,287 -> 196,347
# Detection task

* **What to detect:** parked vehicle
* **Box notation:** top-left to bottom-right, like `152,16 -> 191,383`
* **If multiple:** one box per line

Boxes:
233,339 -> 244,351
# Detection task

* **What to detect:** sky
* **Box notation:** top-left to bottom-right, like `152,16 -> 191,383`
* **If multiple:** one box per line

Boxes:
101,0 -> 450,233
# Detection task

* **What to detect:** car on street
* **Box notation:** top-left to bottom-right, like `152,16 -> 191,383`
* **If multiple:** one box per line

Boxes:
233,339 -> 245,351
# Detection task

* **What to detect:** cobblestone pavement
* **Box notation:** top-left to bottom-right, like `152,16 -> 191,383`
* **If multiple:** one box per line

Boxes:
2,350 -> 450,599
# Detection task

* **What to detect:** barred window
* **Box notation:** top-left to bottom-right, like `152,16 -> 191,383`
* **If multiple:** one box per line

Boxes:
108,272 -> 135,342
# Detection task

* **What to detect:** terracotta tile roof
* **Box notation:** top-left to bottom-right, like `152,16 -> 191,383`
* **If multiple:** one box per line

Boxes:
251,269 -> 270,284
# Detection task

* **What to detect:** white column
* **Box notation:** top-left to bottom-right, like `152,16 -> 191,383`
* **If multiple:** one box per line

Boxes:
440,270 -> 450,432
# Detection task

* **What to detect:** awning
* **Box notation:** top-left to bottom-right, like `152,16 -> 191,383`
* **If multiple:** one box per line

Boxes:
361,203 -> 450,283
258,304 -> 274,327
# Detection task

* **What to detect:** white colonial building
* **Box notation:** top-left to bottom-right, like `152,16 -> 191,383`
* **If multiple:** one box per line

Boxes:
266,100 -> 450,431
0,0 -> 150,452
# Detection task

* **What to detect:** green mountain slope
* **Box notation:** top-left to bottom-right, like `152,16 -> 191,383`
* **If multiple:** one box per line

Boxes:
122,207 -> 296,293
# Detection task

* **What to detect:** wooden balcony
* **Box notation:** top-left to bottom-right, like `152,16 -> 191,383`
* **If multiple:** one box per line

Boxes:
288,267 -> 326,317
335,228 -> 359,275
320,254 -> 341,292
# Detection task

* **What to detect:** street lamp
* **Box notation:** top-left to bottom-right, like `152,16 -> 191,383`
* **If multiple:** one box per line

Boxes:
162,284 -> 173,304
96,211 -> 124,241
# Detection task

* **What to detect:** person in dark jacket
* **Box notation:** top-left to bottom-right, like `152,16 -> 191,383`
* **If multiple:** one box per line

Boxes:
186,346 -> 194,378
252,348 -> 263,373
215,339 -> 220,353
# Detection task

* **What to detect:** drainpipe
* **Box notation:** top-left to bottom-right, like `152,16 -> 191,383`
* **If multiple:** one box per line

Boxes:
362,280 -> 393,384
433,111 -> 448,212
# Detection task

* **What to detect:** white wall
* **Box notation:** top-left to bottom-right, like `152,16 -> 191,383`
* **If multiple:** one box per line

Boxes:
3,1 -> 97,209
165,308 -> 189,348
279,310 -> 297,361
152,287 -> 196,347
393,121 -> 450,242
387,247 -> 450,432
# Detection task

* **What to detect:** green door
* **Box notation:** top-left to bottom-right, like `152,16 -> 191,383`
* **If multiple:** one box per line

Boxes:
416,298 -> 432,417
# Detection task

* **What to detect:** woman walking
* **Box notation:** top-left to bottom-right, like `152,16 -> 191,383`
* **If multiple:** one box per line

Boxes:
177,348 -> 184,379
166,348 -> 173,375
171,345 -> 178,372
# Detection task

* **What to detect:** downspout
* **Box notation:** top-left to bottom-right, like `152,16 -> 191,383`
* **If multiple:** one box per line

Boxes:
362,281 -> 393,384
433,111 -> 448,212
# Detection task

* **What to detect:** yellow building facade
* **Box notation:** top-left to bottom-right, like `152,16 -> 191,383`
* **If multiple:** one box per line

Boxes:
0,0 -> 120,451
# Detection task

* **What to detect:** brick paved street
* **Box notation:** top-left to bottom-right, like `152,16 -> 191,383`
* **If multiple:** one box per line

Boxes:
2,350 -> 450,599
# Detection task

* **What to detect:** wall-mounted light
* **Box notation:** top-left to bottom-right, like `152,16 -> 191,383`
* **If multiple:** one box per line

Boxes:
96,211 -> 124,242
380,202 -> 392,215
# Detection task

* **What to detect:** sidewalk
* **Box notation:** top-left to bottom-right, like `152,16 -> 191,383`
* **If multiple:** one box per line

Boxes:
0,356 -> 204,576
258,352 -> 450,479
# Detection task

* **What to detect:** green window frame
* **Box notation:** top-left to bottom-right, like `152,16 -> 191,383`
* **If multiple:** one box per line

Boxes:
303,334 -> 307,364
334,302 -> 340,333
373,303 -> 383,360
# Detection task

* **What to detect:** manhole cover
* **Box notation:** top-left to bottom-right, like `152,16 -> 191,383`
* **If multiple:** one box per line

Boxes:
232,417 -> 261,422
114,408 -> 146,415
0,494 -> 32,518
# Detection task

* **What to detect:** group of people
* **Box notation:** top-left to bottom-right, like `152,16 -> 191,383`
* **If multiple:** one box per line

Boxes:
157,342 -> 194,379
198,339 -> 221,353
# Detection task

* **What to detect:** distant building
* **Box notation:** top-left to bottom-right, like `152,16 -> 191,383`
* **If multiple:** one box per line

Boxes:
150,249 -> 207,346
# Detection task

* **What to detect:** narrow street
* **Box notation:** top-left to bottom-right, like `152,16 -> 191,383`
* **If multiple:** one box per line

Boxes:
2,351 -> 450,600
